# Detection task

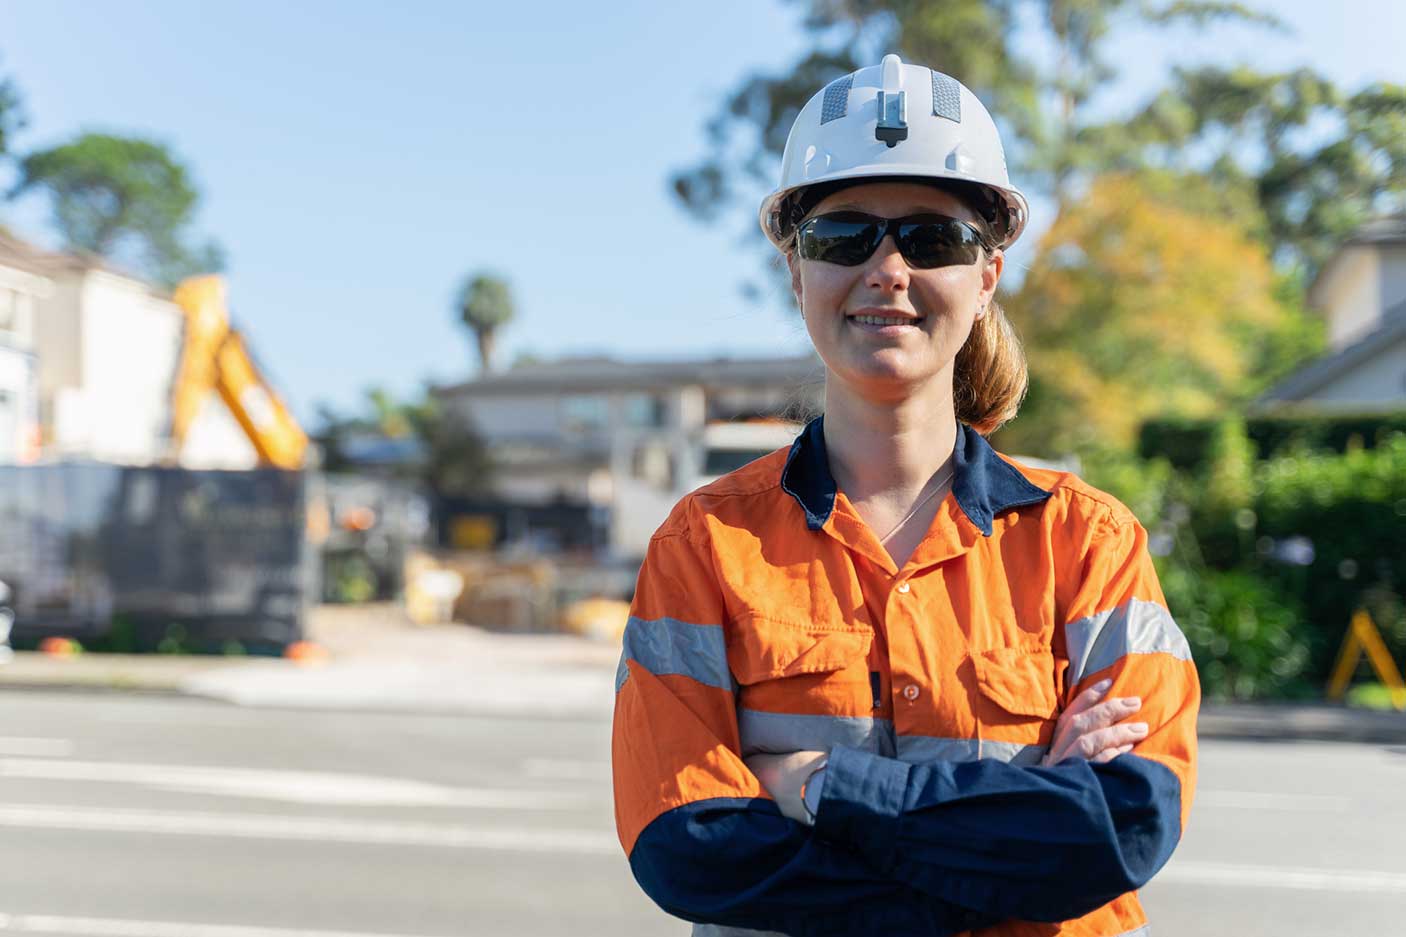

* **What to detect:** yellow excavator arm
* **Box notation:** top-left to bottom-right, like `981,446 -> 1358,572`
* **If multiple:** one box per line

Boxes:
169,275 -> 308,470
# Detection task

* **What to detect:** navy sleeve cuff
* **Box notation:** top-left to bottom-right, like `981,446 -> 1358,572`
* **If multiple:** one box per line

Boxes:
812,744 -> 912,870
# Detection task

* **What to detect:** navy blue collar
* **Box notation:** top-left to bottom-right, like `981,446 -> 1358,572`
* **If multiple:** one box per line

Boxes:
780,415 -> 1052,537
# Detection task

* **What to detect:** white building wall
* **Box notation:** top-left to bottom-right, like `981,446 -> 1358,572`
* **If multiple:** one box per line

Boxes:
0,344 -> 38,463
457,394 -> 563,439
1378,244 -> 1406,317
1321,248 -> 1381,351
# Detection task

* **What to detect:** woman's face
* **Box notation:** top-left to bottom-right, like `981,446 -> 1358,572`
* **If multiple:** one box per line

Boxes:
790,181 -> 1002,401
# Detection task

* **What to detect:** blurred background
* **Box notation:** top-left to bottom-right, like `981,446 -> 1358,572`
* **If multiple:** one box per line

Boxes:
0,1 -> 1403,935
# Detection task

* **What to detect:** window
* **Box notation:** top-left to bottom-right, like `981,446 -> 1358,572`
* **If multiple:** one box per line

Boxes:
559,394 -> 609,433
622,393 -> 664,428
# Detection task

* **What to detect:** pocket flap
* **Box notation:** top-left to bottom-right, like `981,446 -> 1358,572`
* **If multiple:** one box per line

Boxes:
971,647 -> 1058,718
728,621 -> 873,685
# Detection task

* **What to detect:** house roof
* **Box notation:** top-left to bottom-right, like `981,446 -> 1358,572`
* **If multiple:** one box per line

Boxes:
1257,298 -> 1406,406
435,353 -> 825,397
0,227 -> 160,287
0,228 -> 70,277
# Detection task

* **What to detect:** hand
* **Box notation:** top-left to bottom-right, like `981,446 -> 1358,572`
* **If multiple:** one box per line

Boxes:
1042,678 -> 1148,766
744,750 -> 827,823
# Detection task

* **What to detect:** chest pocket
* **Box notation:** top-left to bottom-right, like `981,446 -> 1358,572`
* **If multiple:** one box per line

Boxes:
727,617 -> 888,757
969,646 -> 1060,760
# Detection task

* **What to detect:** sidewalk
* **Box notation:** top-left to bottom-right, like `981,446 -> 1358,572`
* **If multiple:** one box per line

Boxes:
3,604 -> 1405,742
0,603 -> 619,719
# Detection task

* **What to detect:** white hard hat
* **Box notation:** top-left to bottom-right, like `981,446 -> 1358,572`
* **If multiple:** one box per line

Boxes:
759,53 -> 1029,250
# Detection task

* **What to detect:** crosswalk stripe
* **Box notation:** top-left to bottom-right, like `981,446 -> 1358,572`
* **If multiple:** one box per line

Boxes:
0,911 -> 443,937
0,804 -> 618,854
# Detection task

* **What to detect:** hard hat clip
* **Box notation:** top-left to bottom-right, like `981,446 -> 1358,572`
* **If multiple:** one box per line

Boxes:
876,90 -> 908,147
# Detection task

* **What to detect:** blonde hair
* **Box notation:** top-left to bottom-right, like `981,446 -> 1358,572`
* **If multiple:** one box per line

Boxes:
780,183 -> 1029,436
953,296 -> 1026,435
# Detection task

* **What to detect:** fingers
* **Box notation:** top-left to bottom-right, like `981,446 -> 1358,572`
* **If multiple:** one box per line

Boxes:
1090,743 -> 1136,765
1066,678 -> 1115,718
1072,722 -> 1149,761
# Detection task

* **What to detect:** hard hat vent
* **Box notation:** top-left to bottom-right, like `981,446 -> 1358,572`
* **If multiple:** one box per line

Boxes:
820,74 -> 853,125
931,72 -> 961,123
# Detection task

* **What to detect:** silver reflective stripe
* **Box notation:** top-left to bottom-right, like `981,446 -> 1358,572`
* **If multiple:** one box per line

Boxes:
931,70 -> 961,122
738,709 -> 896,758
616,616 -> 731,693
1115,927 -> 1150,937
1065,597 -> 1192,686
694,926 -> 786,937
897,735 -> 1048,765
820,74 -> 853,124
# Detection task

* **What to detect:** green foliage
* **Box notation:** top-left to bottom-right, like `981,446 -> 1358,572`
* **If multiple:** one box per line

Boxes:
672,1 -> 1278,243
1252,435 -> 1406,676
1001,172 -> 1299,454
1095,427 -> 1406,699
1159,565 -> 1312,700
9,132 -> 223,286
1108,65 -> 1406,275
312,385 -> 494,499
456,272 -> 516,374
1139,412 -> 1406,469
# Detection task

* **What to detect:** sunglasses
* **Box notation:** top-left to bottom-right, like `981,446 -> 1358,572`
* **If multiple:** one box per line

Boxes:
796,211 -> 988,268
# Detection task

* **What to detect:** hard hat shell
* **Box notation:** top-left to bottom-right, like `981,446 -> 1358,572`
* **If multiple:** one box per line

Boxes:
759,54 -> 1029,250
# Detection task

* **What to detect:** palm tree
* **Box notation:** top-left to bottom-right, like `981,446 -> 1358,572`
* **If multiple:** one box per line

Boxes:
456,273 -> 515,375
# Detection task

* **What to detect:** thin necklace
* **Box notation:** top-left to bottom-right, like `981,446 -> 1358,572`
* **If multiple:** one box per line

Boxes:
878,466 -> 955,544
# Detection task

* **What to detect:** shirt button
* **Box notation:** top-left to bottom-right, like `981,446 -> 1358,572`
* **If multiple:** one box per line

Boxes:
903,684 -> 920,701
896,582 -> 911,593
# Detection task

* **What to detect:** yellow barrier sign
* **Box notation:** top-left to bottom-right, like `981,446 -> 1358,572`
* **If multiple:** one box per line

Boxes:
1326,610 -> 1406,711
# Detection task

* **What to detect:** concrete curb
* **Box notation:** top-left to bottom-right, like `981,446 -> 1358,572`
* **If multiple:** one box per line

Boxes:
1197,702 -> 1406,745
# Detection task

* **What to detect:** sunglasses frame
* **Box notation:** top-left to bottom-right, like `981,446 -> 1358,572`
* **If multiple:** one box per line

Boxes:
796,211 -> 991,269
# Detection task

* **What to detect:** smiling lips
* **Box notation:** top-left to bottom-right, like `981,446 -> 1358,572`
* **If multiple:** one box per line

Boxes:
847,308 -> 925,327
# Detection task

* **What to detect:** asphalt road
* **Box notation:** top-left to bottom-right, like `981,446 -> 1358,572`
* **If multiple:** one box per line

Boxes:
1,690 -> 1403,937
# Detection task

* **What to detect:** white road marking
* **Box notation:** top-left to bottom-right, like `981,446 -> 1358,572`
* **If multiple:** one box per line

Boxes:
0,739 -> 73,757
521,757 -> 611,781
0,759 -> 590,809
1159,861 -> 1406,894
0,911 -> 445,937
1195,790 -> 1350,812
0,803 -> 618,854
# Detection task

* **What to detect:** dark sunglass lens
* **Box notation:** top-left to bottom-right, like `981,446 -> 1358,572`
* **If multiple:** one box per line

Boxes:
798,216 -> 881,266
897,219 -> 982,268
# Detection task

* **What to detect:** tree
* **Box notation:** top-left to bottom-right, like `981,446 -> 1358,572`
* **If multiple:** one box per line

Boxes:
670,0 -> 1278,242
9,132 -> 224,285
998,172 -> 1320,455
456,273 -> 515,375
1091,66 -> 1406,275
0,55 -> 25,160
311,386 -> 493,498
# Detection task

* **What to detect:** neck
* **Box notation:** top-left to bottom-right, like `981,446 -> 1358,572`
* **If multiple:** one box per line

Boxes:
821,371 -> 958,504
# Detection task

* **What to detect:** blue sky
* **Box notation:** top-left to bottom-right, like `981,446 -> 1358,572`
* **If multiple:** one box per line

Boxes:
3,1 -> 1404,423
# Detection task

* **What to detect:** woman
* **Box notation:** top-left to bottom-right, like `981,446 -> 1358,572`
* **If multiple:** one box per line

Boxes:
613,54 -> 1198,937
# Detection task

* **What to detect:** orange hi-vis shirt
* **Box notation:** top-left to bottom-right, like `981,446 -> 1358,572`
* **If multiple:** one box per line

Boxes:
613,417 -> 1199,937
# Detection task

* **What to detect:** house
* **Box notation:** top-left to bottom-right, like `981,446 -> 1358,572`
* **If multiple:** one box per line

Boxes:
1259,216 -> 1406,411
434,354 -> 824,558
0,229 -> 258,467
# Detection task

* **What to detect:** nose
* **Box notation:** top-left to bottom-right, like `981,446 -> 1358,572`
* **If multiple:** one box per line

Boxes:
865,234 -> 911,293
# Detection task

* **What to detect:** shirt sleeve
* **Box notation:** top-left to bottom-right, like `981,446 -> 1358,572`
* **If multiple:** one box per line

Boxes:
612,517 -> 995,937
809,508 -> 1199,924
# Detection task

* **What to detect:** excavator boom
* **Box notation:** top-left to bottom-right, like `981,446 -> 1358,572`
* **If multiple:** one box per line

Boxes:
170,275 -> 307,470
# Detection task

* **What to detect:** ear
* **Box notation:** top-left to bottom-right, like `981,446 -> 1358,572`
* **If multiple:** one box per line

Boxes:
787,253 -> 803,308
978,249 -> 1004,311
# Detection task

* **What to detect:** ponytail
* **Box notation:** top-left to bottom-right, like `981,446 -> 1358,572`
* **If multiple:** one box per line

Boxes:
953,296 -> 1027,435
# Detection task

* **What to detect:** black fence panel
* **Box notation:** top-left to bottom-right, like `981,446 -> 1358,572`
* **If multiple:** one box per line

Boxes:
0,463 -> 311,652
